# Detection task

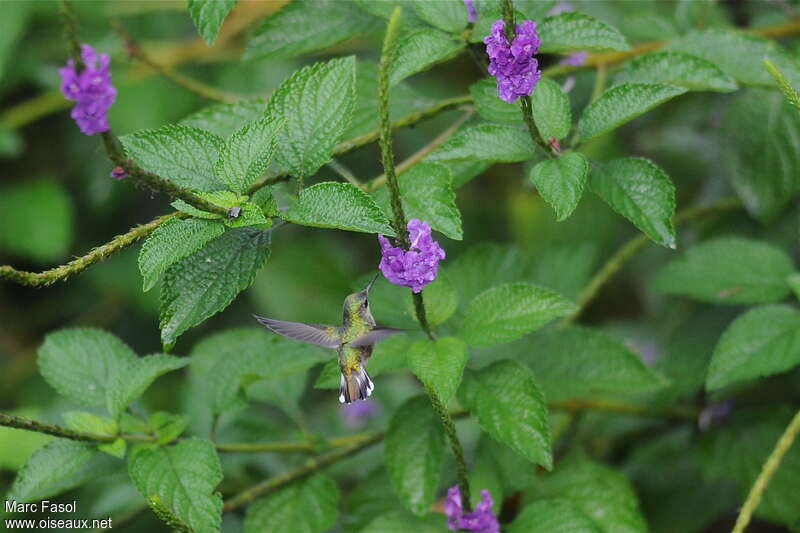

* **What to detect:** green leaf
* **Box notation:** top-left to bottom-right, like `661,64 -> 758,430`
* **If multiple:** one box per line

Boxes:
459,282 -> 576,346
447,244 -> 528,308
215,115 -> 283,194
0,179 -> 73,263
538,12 -> 630,53
181,99 -> 267,139
613,51 -> 737,92
531,78 -> 572,141
508,499 -> 601,533
106,354 -> 188,418
120,124 -> 225,192
589,157 -> 676,248
266,56 -> 357,178
150,412 -> 189,445
360,510 -> 449,533
408,272 -> 458,326
63,411 -> 116,435
171,199 -> 223,220
428,123 -> 536,163
244,474 -> 339,533
285,182 -> 395,235
578,83 -> 687,141
244,0 -> 379,60
653,237 -> 794,304
521,327 -> 667,401
407,337 -> 467,402
224,202 -> 269,228
720,88 -> 800,221
471,435 -> 535,507
129,438 -> 222,533
470,78 -> 522,124
38,328 -> 137,407
373,162 -> 462,240
412,0 -> 469,32
458,360 -> 551,468
384,396 -> 446,515
706,305 -> 800,390
159,227 -> 271,349
529,152 -> 588,221
138,217 -> 225,292
390,27 -> 464,86
187,0 -> 236,46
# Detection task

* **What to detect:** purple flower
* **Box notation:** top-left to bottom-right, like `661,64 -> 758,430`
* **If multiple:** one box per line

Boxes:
560,50 -> 588,67
444,486 -> 500,533
463,0 -> 477,23
378,219 -> 445,293
341,399 -> 380,428
484,19 -> 541,103
59,44 -> 117,135
109,166 -> 127,180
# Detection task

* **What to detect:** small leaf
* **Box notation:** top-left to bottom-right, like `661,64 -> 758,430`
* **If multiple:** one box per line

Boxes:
243,474 -> 339,533
408,272 -> 458,326
428,123 -> 537,163
284,182 -> 395,235
578,83 -> 687,141
390,27 -> 464,85
508,499 -> 602,533
531,78 -> 572,141
407,337 -> 467,402
150,412 -> 189,445
384,396 -> 446,515
613,51 -> 737,92
470,78 -> 522,124
63,411 -> 117,435
187,0 -> 237,46
653,237 -> 794,304
171,199 -> 223,220
129,438 -> 223,533
223,202 -> 269,228
106,354 -> 189,418
215,115 -> 283,194
538,12 -> 630,53
589,157 -> 676,247
412,0 -> 469,32
529,152 -> 588,221
361,510 -> 448,533
458,360 -> 551,468
459,282 -> 576,346
181,99 -> 267,139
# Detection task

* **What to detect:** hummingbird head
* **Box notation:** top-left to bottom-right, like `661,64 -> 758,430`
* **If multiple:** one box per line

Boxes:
342,273 -> 378,326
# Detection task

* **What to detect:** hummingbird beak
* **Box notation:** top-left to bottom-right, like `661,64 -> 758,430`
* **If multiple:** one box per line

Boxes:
365,272 -> 379,293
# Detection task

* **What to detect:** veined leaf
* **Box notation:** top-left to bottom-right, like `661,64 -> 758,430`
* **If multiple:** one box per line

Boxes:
531,78 -> 572,141
390,27 -> 464,86
613,51 -> 737,92
407,337 -> 467,402
428,123 -> 537,163
470,78 -> 522,124
508,499 -> 602,533
412,0 -> 469,32
244,474 -> 338,533
181,99 -> 267,139
285,182 -> 395,235
106,354 -> 189,418
188,0 -> 237,46
529,152 -> 588,221
215,115 -> 283,194
538,12 -> 630,53
447,243 -> 528,308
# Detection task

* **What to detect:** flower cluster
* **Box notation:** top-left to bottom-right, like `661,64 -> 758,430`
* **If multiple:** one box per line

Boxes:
59,44 -> 116,135
444,486 -> 500,533
378,219 -> 445,293
484,19 -> 541,103
463,0 -> 477,23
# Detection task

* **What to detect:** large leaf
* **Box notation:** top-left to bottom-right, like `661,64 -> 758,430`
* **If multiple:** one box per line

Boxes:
38,328 -> 137,407
470,435 -> 535,507
531,78 -> 572,141
266,56 -> 357,178
447,243 -> 528,307
129,438 -> 223,533
106,354 -> 189,418
508,499 -> 602,533
428,123 -> 537,163
459,282 -> 576,346
458,360 -> 552,468
578,83 -> 687,141
215,115 -> 283,194
244,474 -> 339,533
706,305 -> 800,390
529,152 -> 588,221
384,396 -> 446,515
653,237 -> 794,304
159,227 -> 271,349
188,0 -> 237,46
613,51 -> 737,92
181,99 -> 266,139
285,182 -> 395,235
589,157 -> 676,248
244,0 -> 379,60
119,124 -> 225,192
407,337 -> 467,402
538,12 -> 630,53
412,0 -> 469,32
390,27 -> 464,85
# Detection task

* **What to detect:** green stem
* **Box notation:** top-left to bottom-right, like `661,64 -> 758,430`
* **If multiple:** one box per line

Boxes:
426,386 -> 471,510
59,0 -> 83,70
0,412 -> 118,443
590,62 -> 608,102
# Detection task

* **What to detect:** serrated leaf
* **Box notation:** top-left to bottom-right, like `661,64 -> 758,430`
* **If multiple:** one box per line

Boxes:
106,354 -> 188,418
244,0 -> 379,60
706,305 -> 800,390
447,243 -> 528,309
412,0 -> 469,32
721,88 -> 800,221
653,237 -> 794,304
428,123 -> 537,163
578,83 -> 687,141
38,328 -> 137,407
459,282 -> 576,346
138,217 -> 225,292
508,498 -> 601,533
538,12 -> 630,53
119,124 -> 225,192
187,0 -> 236,46
373,162 -> 462,240
361,510 -> 449,533
129,438 -> 222,533
529,152 -> 588,221
458,360 -> 551,468
159,228 -> 271,349
390,27 -> 464,85
215,115 -> 283,194
471,435 -> 535,507
171,199 -> 224,220
150,412 -> 189,445
531,78 -> 572,141
470,78 -> 523,124
589,157 -> 676,247
244,474 -> 339,533
384,395 -> 446,515
407,337 -> 467,402
613,51 -> 737,92
181,99 -> 267,139
223,202 -> 269,228
284,182 -> 394,235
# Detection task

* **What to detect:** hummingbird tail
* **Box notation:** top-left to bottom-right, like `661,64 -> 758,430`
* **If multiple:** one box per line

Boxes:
338,367 -> 374,404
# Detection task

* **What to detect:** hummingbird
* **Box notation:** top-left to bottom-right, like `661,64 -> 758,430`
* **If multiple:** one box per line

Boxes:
253,274 -> 403,404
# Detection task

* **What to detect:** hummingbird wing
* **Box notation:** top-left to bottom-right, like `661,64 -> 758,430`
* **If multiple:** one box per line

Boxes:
253,315 -> 340,349
349,326 -> 405,347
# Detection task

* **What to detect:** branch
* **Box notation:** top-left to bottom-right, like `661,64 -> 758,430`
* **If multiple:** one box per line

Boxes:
0,412 -> 118,443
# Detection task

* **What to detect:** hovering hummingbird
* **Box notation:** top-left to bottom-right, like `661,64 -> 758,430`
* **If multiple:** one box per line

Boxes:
254,274 -> 403,404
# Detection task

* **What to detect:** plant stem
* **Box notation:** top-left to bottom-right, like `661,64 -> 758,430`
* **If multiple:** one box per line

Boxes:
426,386 -> 471,509
0,412 -> 118,443
326,159 -> 364,189
732,409 -> 800,533
590,62 -> 608,102
59,0 -> 83,70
